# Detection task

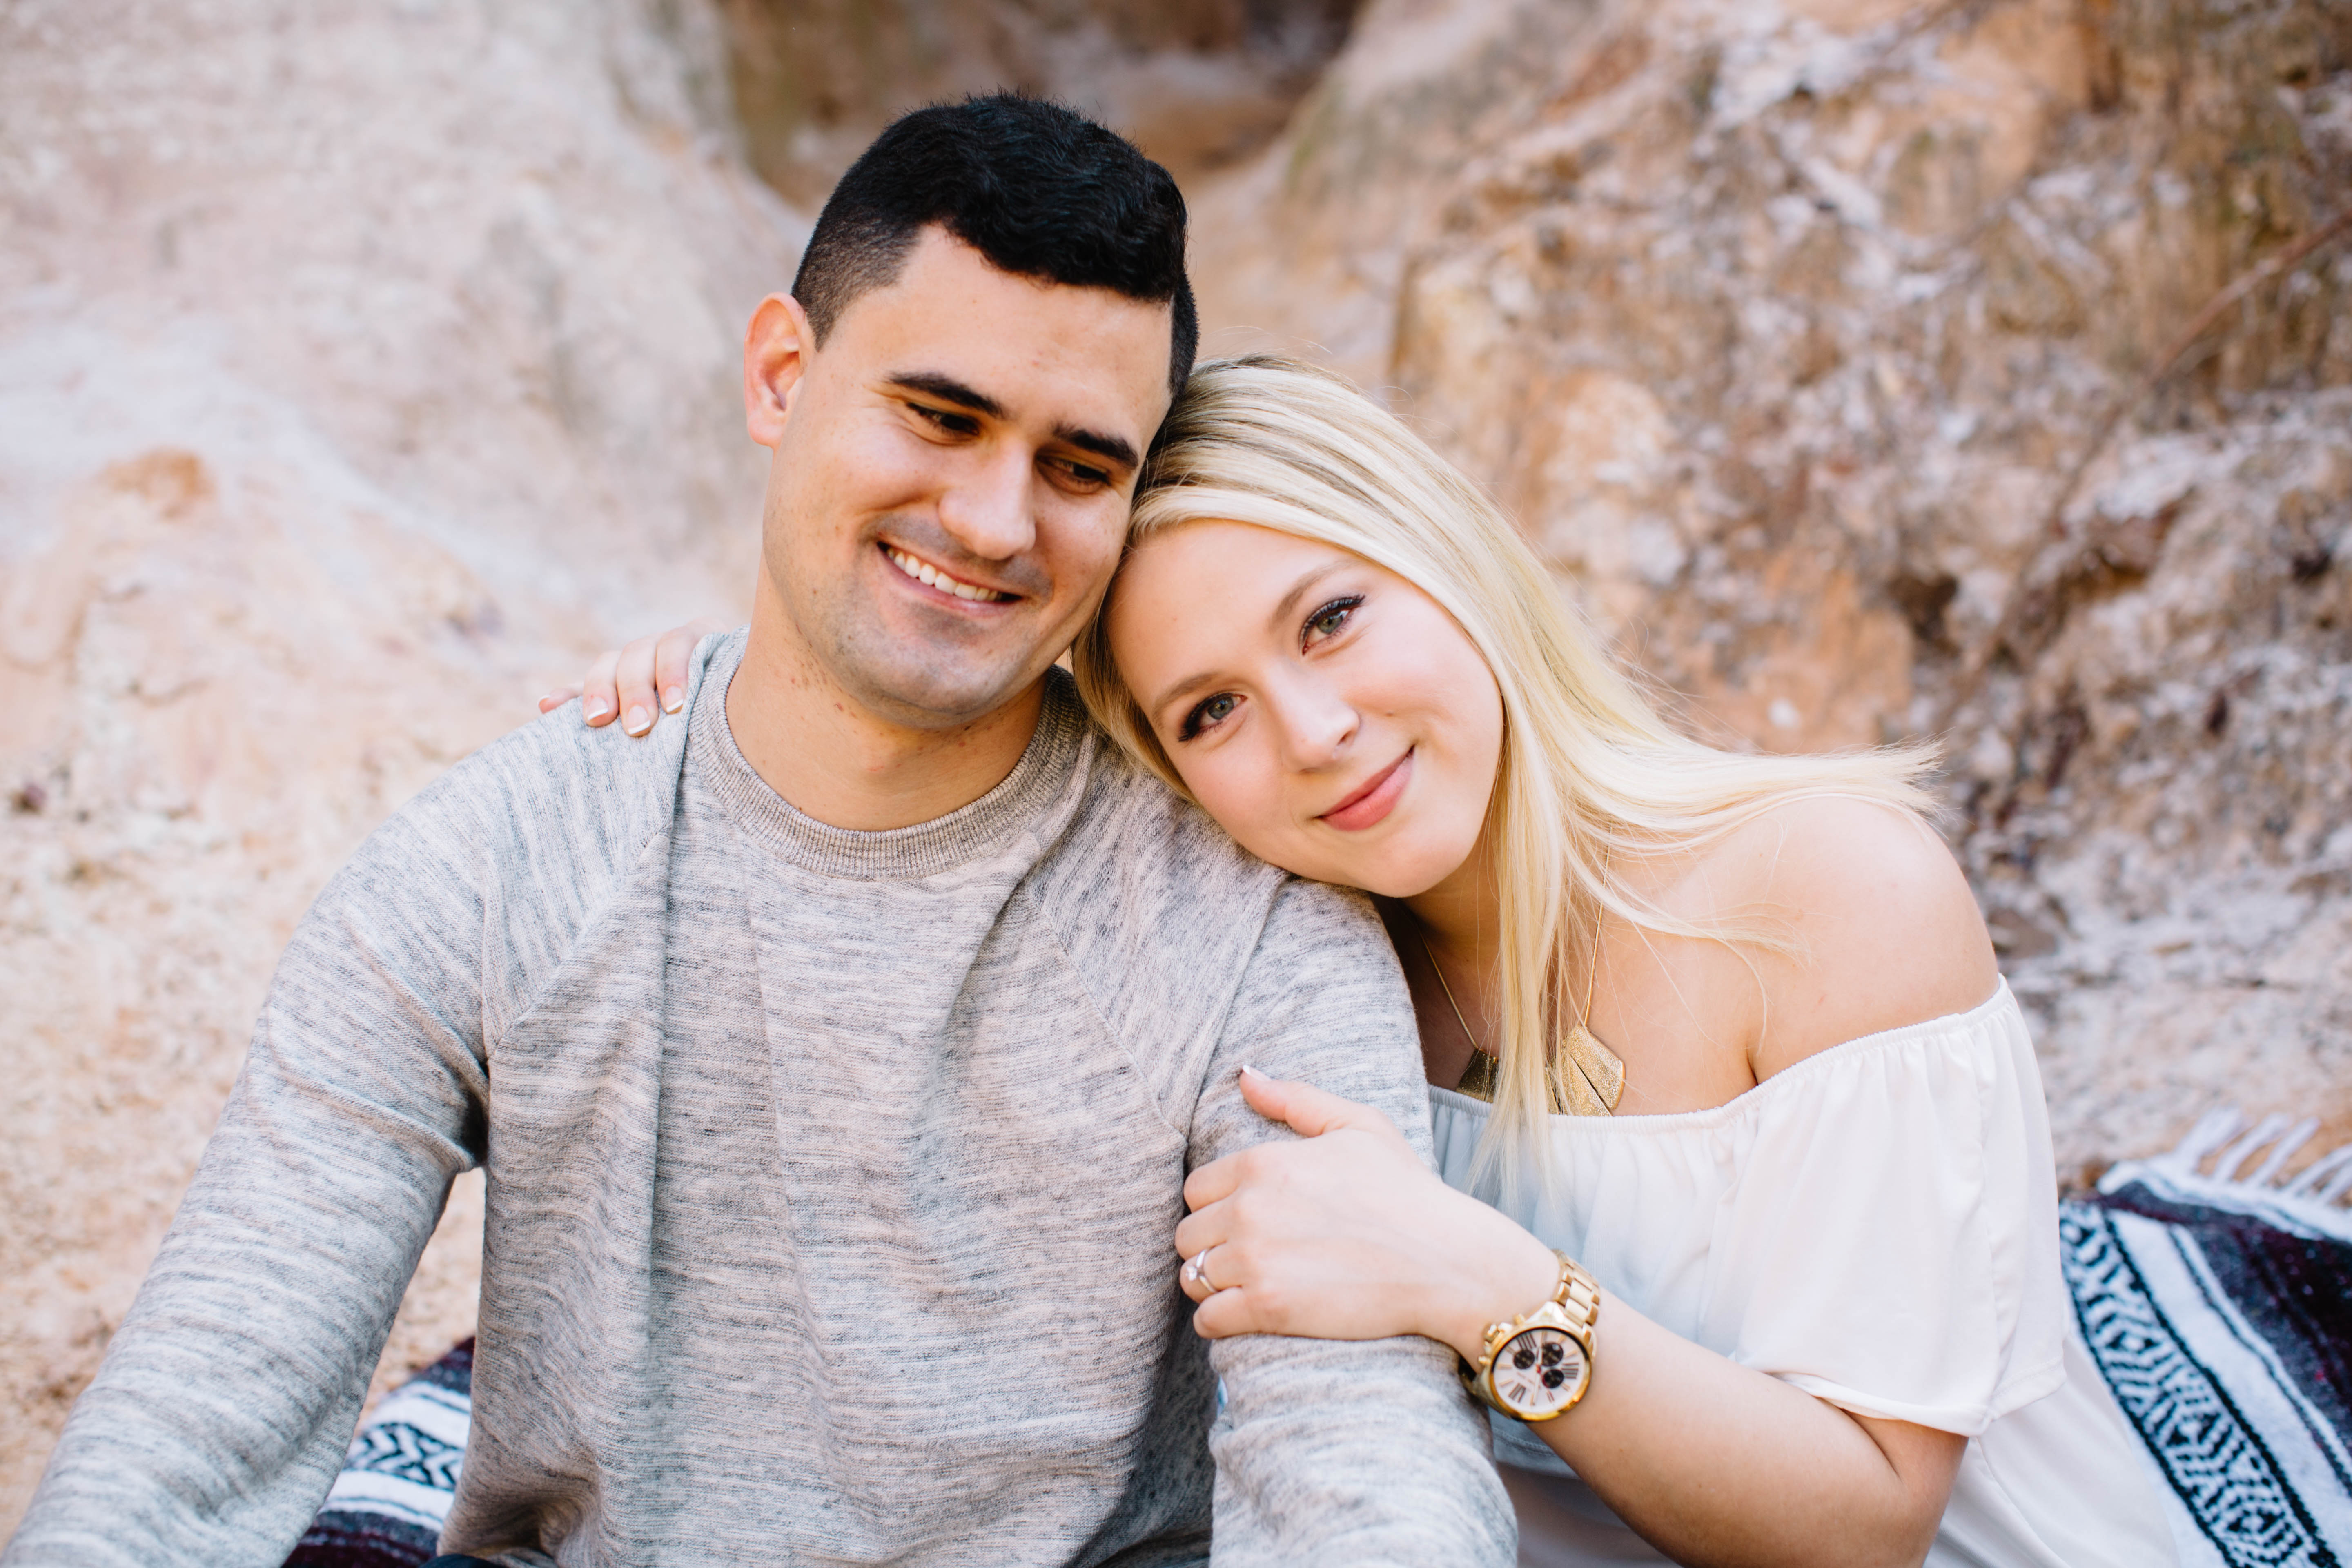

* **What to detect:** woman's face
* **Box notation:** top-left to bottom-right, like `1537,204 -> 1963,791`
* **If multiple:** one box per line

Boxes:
1105,520 -> 1504,898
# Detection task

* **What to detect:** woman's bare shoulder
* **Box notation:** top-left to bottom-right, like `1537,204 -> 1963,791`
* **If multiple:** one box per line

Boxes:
1706,795 -> 1999,1080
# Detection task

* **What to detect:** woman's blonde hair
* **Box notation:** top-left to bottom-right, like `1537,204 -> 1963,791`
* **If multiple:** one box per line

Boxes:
1072,356 -> 1938,1185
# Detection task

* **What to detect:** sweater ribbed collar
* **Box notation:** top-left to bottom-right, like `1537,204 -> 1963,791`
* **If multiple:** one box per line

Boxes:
690,630 -> 1094,881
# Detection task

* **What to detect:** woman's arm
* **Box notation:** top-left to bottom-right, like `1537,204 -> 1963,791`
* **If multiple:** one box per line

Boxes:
1177,801 -> 1997,1568
1176,1072 -> 1964,1568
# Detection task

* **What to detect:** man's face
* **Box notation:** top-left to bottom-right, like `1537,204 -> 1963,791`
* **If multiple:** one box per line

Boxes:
749,227 -> 1175,731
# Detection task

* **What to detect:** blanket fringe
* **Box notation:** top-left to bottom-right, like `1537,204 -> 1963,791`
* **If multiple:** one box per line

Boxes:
2099,1106 -> 2352,1244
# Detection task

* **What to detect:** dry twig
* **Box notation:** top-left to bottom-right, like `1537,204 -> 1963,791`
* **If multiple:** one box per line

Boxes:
2040,203 -> 2352,539
1933,203 -> 2352,735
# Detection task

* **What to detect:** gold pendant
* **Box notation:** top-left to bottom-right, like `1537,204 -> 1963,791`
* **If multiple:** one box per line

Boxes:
1551,1022 -> 1625,1116
1454,1025 -> 1624,1116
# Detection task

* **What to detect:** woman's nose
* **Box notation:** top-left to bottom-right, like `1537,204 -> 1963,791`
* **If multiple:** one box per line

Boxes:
1271,681 -> 1359,770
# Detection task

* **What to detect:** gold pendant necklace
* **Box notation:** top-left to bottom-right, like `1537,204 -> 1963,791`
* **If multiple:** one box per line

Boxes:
1417,921 -> 1624,1117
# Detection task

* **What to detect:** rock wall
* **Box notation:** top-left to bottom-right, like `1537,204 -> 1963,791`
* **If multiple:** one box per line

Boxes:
0,0 -> 802,1528
1189,0 -> 2352,1180
4,0 -> 2346,1538
718,0 -> 1359,199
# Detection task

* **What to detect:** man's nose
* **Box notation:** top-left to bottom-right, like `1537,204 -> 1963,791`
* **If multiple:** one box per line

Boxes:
936,444 -> 1038,561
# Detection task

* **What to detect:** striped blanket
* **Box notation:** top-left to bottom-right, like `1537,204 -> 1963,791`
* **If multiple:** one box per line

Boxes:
287,1111 -> 2351,1567
2063,1109 -> 2352,1568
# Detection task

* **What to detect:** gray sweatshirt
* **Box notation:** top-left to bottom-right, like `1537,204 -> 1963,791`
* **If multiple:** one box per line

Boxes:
6,631 -> 1512,1568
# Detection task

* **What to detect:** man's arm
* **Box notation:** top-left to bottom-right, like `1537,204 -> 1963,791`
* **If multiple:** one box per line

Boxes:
4,787 -> 504,1566
1191,878 -> 1514,1567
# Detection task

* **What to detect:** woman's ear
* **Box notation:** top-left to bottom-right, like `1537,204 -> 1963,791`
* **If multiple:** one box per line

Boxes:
743,294 -> 815,448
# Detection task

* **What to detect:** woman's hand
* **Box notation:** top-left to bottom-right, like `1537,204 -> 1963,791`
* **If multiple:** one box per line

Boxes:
538,616 -> 731,736
1174,1067 -> 1558,1358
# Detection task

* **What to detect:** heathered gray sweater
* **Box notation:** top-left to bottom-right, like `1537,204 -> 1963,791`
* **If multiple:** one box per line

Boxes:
6,631 -> 1512,1568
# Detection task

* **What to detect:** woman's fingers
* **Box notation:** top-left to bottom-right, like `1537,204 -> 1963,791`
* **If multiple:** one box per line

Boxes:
612,635 -> 663,737
1236,1065 -> 1401,1141
577,649 -> 622,727
576,617 -> 733,735
1176,1244 -> 1228,1305
538,684 -> 582,714
1172,1194 -> 1232,1263
656,617 -> 730,714
1189,1285 -> 1258,1339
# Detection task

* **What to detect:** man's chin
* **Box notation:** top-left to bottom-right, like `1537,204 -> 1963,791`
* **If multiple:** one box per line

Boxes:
837,657 -> 1052,733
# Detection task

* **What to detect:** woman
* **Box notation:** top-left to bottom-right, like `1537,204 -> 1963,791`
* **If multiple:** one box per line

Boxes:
556,356 -> 2172,1567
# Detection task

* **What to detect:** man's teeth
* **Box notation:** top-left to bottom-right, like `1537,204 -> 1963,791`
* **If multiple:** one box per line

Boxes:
887,547 -> 1008,603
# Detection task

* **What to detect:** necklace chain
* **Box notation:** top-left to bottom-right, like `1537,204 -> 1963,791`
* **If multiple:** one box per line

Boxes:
1414,869 -> 1620,1115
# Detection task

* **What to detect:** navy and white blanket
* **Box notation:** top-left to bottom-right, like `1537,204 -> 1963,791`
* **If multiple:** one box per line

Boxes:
284,1340 -> 471,1568
2063,1109 -> 2352,1568
288,1111 -> 2352,1567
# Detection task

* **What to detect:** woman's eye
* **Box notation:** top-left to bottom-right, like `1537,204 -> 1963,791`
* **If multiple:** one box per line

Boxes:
1179,693 -> 1240,741
1303,595 -> 1364,647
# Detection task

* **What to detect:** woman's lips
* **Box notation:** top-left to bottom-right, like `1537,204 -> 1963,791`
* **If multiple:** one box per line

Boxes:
1319,749 -> 1413,832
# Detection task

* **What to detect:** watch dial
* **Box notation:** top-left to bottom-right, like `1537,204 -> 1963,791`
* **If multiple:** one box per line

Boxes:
1492,1326 -> 1586,1417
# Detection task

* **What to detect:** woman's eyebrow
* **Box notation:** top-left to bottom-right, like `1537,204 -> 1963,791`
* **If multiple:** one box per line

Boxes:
1147,667 -> 1223,722
1265,562 -> 1347,634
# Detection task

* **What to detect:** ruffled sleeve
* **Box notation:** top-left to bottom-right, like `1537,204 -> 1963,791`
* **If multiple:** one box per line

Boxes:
1431,983 -> 2071,1441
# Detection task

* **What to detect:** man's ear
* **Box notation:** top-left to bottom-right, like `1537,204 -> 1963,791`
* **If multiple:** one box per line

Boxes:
744,294 -> 815,449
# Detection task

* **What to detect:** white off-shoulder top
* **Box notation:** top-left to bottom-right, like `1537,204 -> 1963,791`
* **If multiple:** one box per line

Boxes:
1428,981 -> 2177,1567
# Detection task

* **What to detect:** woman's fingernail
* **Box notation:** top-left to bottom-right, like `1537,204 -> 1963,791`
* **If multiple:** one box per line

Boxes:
583,697 -> 609,722
1239,1063 -> 1261,1079
624,704 -> 652,736
662,686 -> 684,714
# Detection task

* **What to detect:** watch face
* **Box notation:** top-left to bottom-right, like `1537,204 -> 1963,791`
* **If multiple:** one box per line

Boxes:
1492,1325 -> 1587,1418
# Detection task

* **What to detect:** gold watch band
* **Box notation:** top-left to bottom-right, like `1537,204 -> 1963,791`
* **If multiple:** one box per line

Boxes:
1460,1251 -> 1600,1419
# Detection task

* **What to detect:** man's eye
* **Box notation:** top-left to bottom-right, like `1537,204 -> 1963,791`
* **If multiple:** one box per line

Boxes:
1179,693 -> 1240,741
1303,595 -> 1364,646
910,403 -> 978,435
1052,456 -> 1114,489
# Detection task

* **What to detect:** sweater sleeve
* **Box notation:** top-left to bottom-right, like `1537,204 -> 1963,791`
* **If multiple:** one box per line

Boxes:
0,791 -> 505,1568
1192,878 -> 1515,1568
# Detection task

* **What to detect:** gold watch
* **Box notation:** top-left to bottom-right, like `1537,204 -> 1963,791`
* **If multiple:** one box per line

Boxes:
1459,1251 -> 1599,1421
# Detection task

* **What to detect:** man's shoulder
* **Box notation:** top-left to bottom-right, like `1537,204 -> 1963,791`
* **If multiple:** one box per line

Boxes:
1034,739 -> 1394,1033
1049,738 -> 1288,921
353,637 -> 726,893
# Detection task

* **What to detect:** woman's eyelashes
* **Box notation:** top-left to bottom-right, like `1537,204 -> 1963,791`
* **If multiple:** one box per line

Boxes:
1178,692 -> 1240,742
1302,595 -> 1365,649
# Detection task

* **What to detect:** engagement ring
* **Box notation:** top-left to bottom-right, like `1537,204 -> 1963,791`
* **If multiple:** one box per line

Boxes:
1183,1247 -> 1219,1293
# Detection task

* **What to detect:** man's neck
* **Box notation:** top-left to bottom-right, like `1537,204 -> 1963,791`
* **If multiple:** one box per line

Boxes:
724,594 -> 1046,833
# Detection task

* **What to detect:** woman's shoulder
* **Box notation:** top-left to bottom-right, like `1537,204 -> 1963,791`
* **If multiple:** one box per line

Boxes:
1704,795 -> 2000,1084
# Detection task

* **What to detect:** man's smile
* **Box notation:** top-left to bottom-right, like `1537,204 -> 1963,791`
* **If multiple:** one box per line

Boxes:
882,542 -> 1017,604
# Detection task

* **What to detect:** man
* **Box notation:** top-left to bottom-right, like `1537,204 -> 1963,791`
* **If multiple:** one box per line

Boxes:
4,98 -> 1512,1566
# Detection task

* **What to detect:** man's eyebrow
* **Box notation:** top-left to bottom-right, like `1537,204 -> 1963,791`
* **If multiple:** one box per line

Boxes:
888,372 -> 1004,420
888,372 -> 1137,472
1053,424 -> 1138,472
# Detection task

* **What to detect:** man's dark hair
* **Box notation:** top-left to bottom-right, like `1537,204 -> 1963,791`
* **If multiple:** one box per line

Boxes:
793,95 -> 1197,399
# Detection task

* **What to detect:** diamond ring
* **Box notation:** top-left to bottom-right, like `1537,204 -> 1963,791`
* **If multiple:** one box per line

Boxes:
1183,1247 -> 1219,1293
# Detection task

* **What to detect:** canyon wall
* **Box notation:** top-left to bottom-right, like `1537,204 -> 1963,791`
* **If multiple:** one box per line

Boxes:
1190,0 -> 2352,1180
4,0 -> 2347,1534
